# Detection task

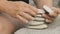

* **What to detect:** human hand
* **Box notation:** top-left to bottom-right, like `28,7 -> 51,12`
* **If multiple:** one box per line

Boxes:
42,7 -> 60,24
2,1 -> 38,23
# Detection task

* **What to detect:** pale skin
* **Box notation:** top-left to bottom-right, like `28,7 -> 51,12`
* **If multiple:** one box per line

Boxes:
0,0 -> 38,34
0,0 -> 60,34
33,0 -> 60,23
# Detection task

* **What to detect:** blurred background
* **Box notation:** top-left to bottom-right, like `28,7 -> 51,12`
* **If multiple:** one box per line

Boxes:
29,0 -> 60,8
53,0 -> 60,8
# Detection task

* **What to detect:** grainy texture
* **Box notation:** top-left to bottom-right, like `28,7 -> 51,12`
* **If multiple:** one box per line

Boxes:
14,0 -> 60,34
14,14 -> 60,34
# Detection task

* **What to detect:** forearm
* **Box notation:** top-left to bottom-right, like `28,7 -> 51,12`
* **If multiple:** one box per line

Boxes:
33,0 -> 53,9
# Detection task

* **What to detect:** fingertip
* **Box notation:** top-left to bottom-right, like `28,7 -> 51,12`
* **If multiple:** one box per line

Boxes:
42,14 -> 49,18
49,12 -> 58,17
45,19 -> 53,24
42,14 -> 45,17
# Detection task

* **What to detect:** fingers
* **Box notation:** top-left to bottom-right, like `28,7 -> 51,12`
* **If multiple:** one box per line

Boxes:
42,14 -> 55,24
42,7 -> 59,24
17,15 -> 28,23
45,19 -> 53,24
49,12 -> 58,18
42,14 -> 54,20
24,8 -> 37,17
51,7 -> 60,14
17,1 -> 38,14
28,4 -> 38,14
18,12 -> 34,21
49,7 -> 60,19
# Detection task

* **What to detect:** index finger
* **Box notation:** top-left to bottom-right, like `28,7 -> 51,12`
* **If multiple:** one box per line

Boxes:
28,4 -> 38,14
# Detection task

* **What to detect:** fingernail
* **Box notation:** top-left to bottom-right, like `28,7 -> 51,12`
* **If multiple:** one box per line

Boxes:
43,5 -> 53,14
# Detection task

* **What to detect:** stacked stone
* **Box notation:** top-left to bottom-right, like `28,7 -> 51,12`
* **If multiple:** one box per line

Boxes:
26,9 -> 48,29
26,5 -> 53,29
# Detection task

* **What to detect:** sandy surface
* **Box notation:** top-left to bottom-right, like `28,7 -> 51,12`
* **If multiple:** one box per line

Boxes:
14,15 -> 60,34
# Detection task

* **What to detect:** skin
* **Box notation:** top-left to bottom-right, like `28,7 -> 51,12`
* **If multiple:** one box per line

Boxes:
0,0 -> 60,34
0,1 -> 38,23
33,0 -> 60,23
33,0 -> 53,9
0,0 -> 38,34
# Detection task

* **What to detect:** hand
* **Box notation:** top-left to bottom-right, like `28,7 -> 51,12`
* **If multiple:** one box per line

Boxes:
42,7 -> 60,24
2,1 -> 38,23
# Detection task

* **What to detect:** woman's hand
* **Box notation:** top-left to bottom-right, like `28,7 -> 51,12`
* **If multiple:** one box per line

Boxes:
42,7 -> 60,24
1,1 -> 38,24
